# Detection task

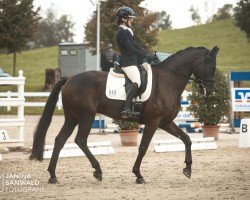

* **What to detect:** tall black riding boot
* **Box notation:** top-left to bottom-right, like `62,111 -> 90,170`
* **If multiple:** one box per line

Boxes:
121,83 -> 138,118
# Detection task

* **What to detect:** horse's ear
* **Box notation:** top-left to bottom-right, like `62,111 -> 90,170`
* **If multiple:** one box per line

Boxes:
211,46 -> 220,56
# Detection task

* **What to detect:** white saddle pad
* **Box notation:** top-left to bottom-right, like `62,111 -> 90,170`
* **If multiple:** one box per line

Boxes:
105,66 -> 152,101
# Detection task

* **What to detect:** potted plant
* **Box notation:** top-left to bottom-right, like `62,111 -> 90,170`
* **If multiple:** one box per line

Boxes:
113,120 -> 140,146
189,69 -> 230,140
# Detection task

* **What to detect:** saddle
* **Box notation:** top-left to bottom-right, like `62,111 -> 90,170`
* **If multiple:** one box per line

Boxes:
106,55 -> 159,119
112,64 -> 148,97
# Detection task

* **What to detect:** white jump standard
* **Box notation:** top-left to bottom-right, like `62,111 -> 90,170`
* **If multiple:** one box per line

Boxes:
43,141 -> 114,159
153,137 -> 217,152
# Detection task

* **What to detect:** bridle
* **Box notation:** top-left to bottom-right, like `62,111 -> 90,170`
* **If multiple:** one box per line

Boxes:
152,52 -> 214,97
190,78 -> 207,97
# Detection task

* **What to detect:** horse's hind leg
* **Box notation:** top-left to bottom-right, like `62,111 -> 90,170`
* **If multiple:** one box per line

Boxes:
159,121 -> 192,178
47,115 -> 77,183
74,112 -> 102,181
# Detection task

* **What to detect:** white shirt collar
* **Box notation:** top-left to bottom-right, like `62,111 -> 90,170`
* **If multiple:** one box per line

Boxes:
119,25 -> 134,36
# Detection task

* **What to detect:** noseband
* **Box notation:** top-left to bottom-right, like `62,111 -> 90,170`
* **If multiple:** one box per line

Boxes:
189,78 -> 207,97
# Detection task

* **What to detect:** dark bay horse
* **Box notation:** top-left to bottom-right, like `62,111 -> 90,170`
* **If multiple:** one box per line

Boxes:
30,46 -> 219,184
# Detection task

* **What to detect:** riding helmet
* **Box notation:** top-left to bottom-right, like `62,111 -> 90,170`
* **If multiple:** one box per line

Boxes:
116,6 -> 136,20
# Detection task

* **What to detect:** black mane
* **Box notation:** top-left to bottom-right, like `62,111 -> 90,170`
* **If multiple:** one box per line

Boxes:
161,46 -> 207,64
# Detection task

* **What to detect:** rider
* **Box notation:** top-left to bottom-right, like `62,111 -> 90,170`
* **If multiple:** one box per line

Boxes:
115,6 -> 157,118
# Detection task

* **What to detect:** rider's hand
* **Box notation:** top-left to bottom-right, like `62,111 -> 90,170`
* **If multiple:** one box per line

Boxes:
147,54 -> 158,61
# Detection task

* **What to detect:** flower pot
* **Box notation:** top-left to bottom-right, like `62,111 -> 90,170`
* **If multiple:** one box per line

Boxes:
202,125 -> 220,140
119,130 -> 138,146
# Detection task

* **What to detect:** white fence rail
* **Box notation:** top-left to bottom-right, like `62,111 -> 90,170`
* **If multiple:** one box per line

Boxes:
0,70 -> 25,147
0,91 -> 62,111
0,90 -> 191,112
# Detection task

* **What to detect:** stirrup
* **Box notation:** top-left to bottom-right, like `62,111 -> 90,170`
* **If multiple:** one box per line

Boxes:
121,109 -> 133,118
134,111 -> 140,117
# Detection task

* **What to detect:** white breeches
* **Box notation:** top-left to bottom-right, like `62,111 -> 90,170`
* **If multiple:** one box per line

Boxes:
122,66 -> 141,87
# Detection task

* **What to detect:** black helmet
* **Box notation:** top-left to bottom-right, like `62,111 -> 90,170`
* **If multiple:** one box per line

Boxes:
116,6 -> 136,20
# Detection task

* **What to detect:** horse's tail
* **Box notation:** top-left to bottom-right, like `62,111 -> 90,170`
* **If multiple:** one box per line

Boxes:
29,78 -> 68,161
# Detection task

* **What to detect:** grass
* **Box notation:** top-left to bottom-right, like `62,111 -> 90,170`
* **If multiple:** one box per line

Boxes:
156,19 -> 250,73
0,19 -> 249,92
0,46 -> 57,91
0,47 -> 58,114
0,19 -> 249,114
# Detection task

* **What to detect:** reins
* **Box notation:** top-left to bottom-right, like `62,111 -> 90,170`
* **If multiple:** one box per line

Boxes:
152,56 -> 209,97
164,66 -> 207,96
150,47 -> 215,98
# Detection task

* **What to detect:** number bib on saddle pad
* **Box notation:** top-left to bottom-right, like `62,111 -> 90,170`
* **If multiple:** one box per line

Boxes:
105,65 -> 153,101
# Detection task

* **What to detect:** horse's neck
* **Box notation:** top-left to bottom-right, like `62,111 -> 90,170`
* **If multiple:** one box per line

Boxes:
154,67 -> 189,100
155,53 -> 199,102
156,49 -> 205,100
167,68 -> 189,93
160,59 -> 192,89
167,56 -> 193,78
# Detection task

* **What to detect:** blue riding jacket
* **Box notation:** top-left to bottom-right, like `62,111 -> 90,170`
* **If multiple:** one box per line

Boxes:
116,25 -> 148,67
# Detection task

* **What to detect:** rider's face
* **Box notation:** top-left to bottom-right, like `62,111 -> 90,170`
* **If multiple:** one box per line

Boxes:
122,17 -> 133,27
127,18 -> 133,26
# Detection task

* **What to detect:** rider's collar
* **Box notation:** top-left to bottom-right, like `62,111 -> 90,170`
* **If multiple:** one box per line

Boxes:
119,25 -> 134,36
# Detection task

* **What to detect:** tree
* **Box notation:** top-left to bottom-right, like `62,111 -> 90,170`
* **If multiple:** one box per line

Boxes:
234,0 -> 250,41
0,0 -> 40,76
56,15 -> 74,43
189,69 -> 230,126
151,11 -> 172,30
84,0 -> 159,54
212,4 -> 233,21
32,8 -> 75,48
189,5 -> 201,25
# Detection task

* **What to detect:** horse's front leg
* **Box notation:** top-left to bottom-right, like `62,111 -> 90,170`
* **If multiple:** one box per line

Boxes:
159,121 -> 192,178
132,121 -> 158,184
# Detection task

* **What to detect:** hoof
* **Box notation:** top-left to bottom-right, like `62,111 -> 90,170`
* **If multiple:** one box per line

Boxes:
183,167 -> 191,178
136,178 -> 146,184
48,177 -> 59,184
93,171 -> 102,181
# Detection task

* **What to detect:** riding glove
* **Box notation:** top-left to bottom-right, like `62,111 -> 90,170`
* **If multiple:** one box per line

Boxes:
147,54 -> 158,61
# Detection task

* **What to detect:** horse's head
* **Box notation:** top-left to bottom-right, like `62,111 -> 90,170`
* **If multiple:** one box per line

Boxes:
193,46 -> 220,96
